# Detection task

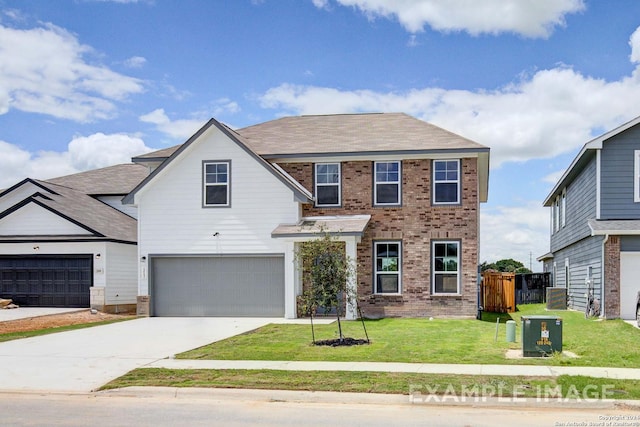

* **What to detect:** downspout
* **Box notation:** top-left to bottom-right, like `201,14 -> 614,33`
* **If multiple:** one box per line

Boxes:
600,233 -> 609,319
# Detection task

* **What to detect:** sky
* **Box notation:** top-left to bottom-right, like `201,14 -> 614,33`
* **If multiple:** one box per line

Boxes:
2,0 -> 640,270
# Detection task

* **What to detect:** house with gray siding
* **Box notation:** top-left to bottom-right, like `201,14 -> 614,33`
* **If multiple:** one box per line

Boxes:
540,115 -> 640,319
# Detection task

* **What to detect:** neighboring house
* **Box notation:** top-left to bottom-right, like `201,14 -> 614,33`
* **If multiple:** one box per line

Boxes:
0,164 -> 149,312
539,115 -> 640,319
125,113 -> 490,319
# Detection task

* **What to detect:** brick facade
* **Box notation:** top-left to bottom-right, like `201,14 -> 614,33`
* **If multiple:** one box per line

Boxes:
280,158 -> 480,318
603,236 -> 621,318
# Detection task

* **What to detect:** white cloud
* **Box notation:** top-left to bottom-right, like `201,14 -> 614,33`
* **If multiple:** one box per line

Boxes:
123,56 -> 147,68
140,100 -> 240,140
314,0 -> 585,37
139,108 -> 207,140
630,26 -> 640,63
0,23 -> 144,122
481,203 -> 550,268
542,169 -> 565,185
0,134 -> 154,188
259,65 -> 640,167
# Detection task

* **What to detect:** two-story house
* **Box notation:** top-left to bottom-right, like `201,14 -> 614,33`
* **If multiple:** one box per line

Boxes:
125,113 -> 490,319
539,115 -> 640,320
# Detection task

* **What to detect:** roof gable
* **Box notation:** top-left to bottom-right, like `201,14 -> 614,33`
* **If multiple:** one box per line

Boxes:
0,199 -> 95,236
544,115 -> 640,206
124,118 -> 313,205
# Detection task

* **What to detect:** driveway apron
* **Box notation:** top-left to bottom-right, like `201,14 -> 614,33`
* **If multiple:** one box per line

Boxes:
0,317 -> 272,392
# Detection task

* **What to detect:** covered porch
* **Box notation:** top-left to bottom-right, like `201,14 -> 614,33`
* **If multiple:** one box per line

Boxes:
272,215 -> 371,320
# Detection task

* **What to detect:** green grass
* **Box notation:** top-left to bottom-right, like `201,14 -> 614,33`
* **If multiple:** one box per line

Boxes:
178,304 -> 640,367
101,369 -> 640,400
0,318 -> 133,343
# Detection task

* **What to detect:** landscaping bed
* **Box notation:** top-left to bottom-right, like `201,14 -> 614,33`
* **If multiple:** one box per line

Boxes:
0,309 -> 132,334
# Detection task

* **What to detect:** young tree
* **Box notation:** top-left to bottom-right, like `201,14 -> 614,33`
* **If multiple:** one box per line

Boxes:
295,232 -> 356,344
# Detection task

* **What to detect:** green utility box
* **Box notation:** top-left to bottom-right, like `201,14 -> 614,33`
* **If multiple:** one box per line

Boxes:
521,315 -> 562,357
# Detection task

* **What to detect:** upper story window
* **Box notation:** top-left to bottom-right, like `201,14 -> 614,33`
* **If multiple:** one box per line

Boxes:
374,161 -> 401,206
553,196 -> 560,231
634,150 -> 640,203
432,241 -> 460,294
561,189 -> 566,228
203,161 -> 230,207
374,241 -> 401,294
315,163 -> 341,207
433,160 -> 460,205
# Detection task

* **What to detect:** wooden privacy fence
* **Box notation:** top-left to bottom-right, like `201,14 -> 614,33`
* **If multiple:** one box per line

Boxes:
481,271 -> 516,313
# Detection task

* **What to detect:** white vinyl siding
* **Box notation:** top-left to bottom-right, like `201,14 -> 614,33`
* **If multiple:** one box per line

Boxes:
136,125 -> 301,296
433,160 -> 460,204
374,161 -> 401,206
0,203 -> 91,235
96,195 -> 139,219
104,242 -> 138,305
315,163 -> 341,207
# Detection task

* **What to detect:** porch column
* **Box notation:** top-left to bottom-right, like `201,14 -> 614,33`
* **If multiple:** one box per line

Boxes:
345,237 -> 358,320
284,240 -> 297,319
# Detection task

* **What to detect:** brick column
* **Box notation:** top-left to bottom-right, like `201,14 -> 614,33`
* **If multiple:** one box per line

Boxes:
603,236 -> 620,319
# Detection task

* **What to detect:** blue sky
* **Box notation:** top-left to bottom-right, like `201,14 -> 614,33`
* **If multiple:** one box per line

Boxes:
2,0 -> 640,269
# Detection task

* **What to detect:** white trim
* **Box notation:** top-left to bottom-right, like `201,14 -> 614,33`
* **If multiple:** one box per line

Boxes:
564,258 -> 570,292
554,196 -> 560,233
373,240 -> 402,295
596,149 -> 601,219
373,161 -> 402,206
432,240 -> 460,295
433,159 -> 460,205
634,150 -> 640,203
314,162 -> 341,207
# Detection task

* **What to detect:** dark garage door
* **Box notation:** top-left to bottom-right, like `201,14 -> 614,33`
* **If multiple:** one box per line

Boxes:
0,256 -> 92,307
151,255 -> 284,317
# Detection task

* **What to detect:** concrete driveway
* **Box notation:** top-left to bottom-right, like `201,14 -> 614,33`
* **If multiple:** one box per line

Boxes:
0,317 -> 277,393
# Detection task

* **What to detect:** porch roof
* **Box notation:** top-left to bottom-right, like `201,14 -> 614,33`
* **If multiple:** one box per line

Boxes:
588,219 -> 640,235
271,215 -> 371,239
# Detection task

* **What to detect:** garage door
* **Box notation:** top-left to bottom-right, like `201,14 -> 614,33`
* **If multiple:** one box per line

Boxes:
151,255 -> 285,317
620,252 -> 640,319
0,256 -> 92,307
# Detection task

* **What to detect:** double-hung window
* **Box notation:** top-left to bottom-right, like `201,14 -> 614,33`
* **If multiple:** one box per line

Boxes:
432,241 -> 460,294
374,242 -> 401,294
374,161 -> 401,206
433,160 -> 460,204
315,163 -> 341,207
203,161 -> 230,207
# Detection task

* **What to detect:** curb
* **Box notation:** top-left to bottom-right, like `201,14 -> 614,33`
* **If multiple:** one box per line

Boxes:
97,386 -> 640,410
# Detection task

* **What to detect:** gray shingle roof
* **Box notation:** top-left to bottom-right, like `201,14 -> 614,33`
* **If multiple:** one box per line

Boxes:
240,113 -> 487,156
588,219 -> 640,235
46,163 -> 149,195
272,215 -> 371,238
0,163 -> 146,243
134,113 -> 488,160
32,181 -> 137,242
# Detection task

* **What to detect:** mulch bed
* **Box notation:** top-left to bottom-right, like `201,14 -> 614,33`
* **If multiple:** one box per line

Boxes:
314,337 -> 370,346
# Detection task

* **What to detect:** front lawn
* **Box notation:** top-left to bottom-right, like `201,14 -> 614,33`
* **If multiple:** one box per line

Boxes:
179,304 -> 640,367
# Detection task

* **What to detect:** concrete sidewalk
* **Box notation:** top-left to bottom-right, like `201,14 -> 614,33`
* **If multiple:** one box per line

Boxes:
0,307 -> 85,321
147,359 -> 640,380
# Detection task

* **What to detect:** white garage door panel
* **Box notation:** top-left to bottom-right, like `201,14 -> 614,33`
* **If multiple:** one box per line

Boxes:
620,252 -> 640,320
151,256 -> 284,317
